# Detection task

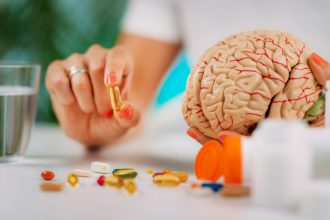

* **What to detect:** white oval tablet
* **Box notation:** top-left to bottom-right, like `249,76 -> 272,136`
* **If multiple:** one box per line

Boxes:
74,169 -> 92,177
91,162 -> 111,174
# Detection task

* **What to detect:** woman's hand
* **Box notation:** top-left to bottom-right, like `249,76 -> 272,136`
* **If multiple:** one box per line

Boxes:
46,45 -> 141,148
309,53 -> 330,86
186,127 -> 240,145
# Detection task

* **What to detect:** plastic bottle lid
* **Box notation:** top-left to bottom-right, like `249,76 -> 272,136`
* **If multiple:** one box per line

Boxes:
223,136 -> 242,184
195,140 -> 225,182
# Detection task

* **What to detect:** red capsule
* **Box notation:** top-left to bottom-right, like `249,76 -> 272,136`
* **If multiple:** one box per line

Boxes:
97,175 -> 105,186
41,170 -> 55,181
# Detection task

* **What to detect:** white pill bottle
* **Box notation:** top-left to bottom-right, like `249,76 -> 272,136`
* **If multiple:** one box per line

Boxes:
247,120 -> 311,209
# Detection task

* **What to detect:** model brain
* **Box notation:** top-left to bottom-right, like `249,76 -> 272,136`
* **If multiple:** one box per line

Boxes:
182,30 -> 324,138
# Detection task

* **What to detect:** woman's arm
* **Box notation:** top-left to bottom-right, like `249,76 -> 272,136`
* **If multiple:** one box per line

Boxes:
117,33 -> 181,110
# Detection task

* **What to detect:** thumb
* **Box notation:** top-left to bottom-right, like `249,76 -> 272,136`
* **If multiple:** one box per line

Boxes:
308,53 -> 330,86
113,101 -> 141,129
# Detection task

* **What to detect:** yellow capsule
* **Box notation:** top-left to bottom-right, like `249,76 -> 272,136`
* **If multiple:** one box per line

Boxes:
109,86 -> 122,111
105,176 -> 123,188
146,169 -> 154,174
163,168 -> 172,173
172,172 -> 189,183
220,185 -> 250,197
123,180 -> 137,194
40,182 -> 64,192
153,173 -> 180,187
67,173 -> 79,187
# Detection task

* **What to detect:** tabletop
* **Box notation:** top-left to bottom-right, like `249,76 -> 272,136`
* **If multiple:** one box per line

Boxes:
0,124 -> 313,220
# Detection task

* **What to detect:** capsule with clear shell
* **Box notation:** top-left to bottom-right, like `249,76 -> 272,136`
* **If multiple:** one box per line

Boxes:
109,86 -> 122,111
40,182 -> 64,191
172,172 -> 189,183
105,176 -> 123,188
113,168 -> 138,179
123,180 -> 137,195
67,173 -> 79,187
220,185 -> 250,197
153,173 -> 180,187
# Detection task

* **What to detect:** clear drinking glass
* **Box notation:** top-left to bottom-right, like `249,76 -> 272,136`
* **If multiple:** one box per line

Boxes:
0,62 -> 40,161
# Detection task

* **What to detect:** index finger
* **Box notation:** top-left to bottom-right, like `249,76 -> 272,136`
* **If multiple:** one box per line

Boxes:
308,53 -> 330,86
104,46 -> 133,87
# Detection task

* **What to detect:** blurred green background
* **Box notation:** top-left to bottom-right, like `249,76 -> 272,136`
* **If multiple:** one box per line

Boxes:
0,0 -> 128,122
0,0 -> 190,123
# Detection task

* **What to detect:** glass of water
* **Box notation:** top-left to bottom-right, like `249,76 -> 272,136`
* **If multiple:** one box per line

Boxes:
0,62 -> 40,161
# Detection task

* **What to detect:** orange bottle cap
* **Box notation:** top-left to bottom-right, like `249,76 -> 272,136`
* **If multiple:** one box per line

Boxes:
224,136 -> 242,184
195,140 -> 225,182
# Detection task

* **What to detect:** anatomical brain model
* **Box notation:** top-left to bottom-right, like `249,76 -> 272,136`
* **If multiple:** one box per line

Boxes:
183,30 -> 325,138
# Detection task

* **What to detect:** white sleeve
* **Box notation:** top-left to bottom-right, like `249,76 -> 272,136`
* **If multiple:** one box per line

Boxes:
122,0 -> 180,44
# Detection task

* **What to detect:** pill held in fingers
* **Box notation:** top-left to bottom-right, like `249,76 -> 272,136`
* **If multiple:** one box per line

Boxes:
91,161 -> 111,174
109,86 -> 122,112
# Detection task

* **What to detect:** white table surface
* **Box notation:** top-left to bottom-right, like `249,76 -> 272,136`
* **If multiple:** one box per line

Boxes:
0,124 -> 314,220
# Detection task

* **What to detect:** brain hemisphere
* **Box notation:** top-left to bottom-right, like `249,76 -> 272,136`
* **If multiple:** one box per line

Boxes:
182,30 -> 321,138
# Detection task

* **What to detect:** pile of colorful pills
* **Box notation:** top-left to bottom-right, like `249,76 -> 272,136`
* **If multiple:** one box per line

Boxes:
38,163 -> 249,200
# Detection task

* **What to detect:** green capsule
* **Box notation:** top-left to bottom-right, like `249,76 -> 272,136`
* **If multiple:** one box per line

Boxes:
113,168 -> 138,179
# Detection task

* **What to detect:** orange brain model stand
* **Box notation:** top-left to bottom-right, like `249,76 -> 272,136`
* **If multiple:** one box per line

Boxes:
183,30 -> 324,183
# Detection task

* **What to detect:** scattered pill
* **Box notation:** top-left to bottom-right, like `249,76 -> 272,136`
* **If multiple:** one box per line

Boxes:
67,173 -> 79,187
201,183 -> 223,192
163,168 -> 172,173
73,169 -> 92,177
109,86 -> 122,111
123,180 -> 137,195
41,170 -> 55,181
153,173 -> 180,187
152,172 -> 165,178
91,161 -> 111,174
172,172 -> 189,183
220,185 -> 250,197
189,187 -> 213,196
97,175 -> 105,186
105,176 -> 123,188
191,182 -> 199,188
113,169 -> 138,179
40,182 -> 64,191
146,169 -> 154,174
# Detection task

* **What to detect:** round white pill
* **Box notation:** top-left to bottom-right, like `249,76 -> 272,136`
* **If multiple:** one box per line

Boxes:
91,162 -> 111,174
74,169 -> 92,177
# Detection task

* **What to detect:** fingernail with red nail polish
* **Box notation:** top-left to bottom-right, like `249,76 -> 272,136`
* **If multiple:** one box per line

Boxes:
120,105 -> 133,119
312,53 -> 328,65
187,130 -> 198,140
108,73 -> 117,85
218,134 -> 225,142
103,110 -> 113,118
